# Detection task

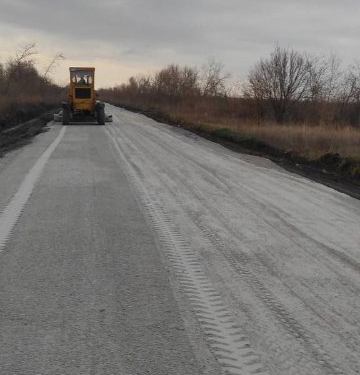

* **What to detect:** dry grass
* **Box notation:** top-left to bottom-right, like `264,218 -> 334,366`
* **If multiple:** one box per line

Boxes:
167,108 -> 360,160
218,122 -> 359,159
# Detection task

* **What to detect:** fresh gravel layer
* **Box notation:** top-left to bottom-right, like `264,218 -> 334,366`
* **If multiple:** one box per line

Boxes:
105,125 -> 268,375
104,104 -> 360,375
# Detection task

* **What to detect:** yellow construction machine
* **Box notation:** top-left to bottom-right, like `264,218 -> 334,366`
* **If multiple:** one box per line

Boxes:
58,67 -> 109,125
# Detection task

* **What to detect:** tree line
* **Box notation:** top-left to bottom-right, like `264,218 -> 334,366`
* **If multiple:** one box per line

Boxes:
246,45 -> 360,125
101,45 -> 360,126
2,43 -> 360,127
0,44 -> 64,127
105,58 -> 230,98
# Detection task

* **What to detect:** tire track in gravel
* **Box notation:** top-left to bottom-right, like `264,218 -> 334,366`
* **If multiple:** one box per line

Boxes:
105,116 -> 359,375
125,113 -> 360,265
192,218 -> 349,375
104,125 -> 269,375
116,125 -> 350,375
109,120 -> 360,295
105,124 -> 317,374
109,120 -> 359,299
114,118 -> 360,302
130,118 -> 359,257
191,191 -> 360,373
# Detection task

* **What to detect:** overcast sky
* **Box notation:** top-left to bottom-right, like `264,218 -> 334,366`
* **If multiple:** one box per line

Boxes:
1,0 -> 360,88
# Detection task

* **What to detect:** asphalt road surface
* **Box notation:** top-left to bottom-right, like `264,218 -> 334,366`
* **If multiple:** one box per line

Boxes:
0,104 -> 359,375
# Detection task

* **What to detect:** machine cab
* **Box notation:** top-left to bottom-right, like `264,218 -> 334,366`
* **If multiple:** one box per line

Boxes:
69,67 -> 95,102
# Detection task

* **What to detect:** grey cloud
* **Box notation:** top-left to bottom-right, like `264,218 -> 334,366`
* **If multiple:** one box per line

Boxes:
1,0 -> 360,81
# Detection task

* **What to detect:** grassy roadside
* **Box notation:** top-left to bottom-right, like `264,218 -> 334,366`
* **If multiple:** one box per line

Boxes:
108,101 -> 360,197
202,126 -> 360,180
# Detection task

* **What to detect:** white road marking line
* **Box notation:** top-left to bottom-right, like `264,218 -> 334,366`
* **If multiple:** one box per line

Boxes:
0,126 -> 67,251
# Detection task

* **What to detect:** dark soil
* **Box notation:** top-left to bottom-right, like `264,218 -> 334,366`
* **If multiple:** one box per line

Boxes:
0,103 -> 57,130
114,103 -> 360,200
0,109 -> 58,156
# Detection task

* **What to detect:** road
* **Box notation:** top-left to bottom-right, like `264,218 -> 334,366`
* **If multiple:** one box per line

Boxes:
0,104 -> 359,375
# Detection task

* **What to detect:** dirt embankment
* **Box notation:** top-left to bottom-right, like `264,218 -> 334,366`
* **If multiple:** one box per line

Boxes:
0,107 -> 58,156
111,102 -> 360,200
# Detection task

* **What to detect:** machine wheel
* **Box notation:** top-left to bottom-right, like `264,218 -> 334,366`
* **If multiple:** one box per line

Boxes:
62,106 -> 70,125
97,106 -> 105,125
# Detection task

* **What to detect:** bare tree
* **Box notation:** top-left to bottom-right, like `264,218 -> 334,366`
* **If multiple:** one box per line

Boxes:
180,66 -> 200,96
153,64 -> 200,97
3,43 -> 39,97
13,43 -> 37,68
154,64 -> 181,96
136,75 -> 152,94
43,52 -> 65,80
322,54 -> 342,103
337,62 -> 360,125
200,58 -> 230,97
247,45 -> 313,123
127,74 -> 152,95
6,43 -> 38,80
